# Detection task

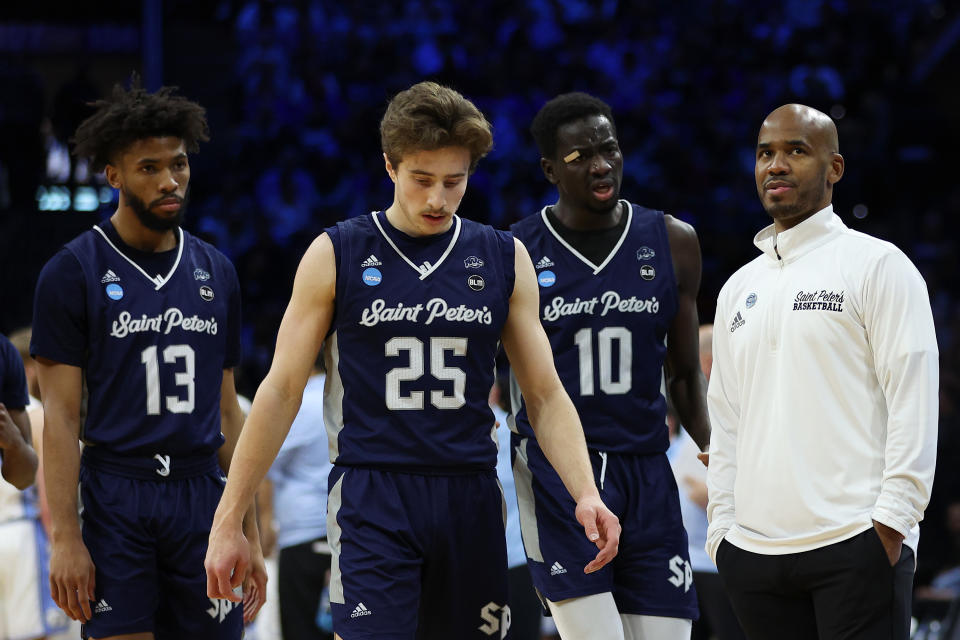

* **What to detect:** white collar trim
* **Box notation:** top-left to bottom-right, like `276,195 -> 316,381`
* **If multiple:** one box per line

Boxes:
540,200 -> 633,275
371,212 -> 461,280
92,225 -> 183,290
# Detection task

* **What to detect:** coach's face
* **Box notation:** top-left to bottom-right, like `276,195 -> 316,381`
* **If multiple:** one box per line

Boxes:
755,108 -> 843,232
106,136 -> 190,232
384,146 -> 470,237
543,114 -> 622,215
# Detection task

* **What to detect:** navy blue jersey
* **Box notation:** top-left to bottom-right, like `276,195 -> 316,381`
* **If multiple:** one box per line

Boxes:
31,221 -> 241,456
323,212 -> 514,470
0,334 -> 29,409
510,202 -> 677,454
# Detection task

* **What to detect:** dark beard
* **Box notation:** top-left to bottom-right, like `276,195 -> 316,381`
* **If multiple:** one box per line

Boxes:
124,187 -> 188,231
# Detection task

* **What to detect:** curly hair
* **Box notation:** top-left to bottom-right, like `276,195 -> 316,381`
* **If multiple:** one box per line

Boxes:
380,81 -> 493,174
530,92 -> 616,160
72,78 -> 209,172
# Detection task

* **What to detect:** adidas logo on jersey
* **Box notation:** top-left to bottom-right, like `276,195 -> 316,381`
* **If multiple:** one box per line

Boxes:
94,598 -> 113,613
350,602 -> 373,618
100,270 -> 121,283
729,311 -> 745,333
535,256 -> 555,269
361,255 -> 382,267
550,562 -> 567,575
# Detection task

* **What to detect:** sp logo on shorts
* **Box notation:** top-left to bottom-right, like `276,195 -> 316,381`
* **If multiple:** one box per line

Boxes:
668,555 -> 693,593
478,602 -> 511,638
207,597 -> 238,623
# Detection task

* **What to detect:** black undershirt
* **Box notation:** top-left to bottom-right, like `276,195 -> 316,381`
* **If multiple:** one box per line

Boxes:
544,204 -> 628,266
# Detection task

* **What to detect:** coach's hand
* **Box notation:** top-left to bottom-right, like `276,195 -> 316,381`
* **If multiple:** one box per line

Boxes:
873,519 -> 904,566
576,494 -> 621,573
205,516 -> 248,603
49,533 -> 96,622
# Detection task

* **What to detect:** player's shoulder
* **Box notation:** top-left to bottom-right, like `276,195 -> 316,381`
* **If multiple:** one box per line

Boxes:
183,230 -> 236,270
0,333 -> 17,362
509,207 -> 547,237
61,224 -> 105,256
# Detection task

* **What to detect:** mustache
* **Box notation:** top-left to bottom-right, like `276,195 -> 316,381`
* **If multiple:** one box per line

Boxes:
149,195 -> 184,208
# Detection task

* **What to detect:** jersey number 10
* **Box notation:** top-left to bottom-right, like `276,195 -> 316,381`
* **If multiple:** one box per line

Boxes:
574,327 -> 632,396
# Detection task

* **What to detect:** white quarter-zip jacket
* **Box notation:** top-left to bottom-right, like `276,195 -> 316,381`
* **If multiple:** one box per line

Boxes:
705,205 -> 938,562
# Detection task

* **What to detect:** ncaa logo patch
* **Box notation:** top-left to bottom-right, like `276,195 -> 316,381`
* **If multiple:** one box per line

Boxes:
199,285 -> 215,301
640,265 -> 656,281
538,270 -> 556,288
637,246 -> 656,260
746,292 -> 757,308
362,267 -> 382,287
468,275 -> 485,291
105,283 -> 124,300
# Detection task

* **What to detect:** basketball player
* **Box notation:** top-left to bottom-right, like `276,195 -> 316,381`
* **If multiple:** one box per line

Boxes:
706,104 -> 937,640
205,81 -> 620,640
5,327 -> 76,640
0,333 -> 56,640
31,81 -> 265,639
509,92 -> 709,639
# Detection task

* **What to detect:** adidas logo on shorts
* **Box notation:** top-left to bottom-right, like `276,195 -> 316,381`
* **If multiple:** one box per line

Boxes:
100,269 -> 121,283
550,562 -> 567,575
94,599 -> 113,613
350,602 -> 372,618
535,256 -> 555,269
361,255 -> 382,267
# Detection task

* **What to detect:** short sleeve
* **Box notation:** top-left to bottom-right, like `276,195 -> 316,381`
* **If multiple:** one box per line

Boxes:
495,229 -> 516,299
222,258 -> 243,369
31,249 -> 88,367
0,336 -> 29,409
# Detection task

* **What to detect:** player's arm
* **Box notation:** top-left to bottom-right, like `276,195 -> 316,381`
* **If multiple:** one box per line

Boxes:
218,369 -> 261,544
218,368 -> 267,621
206,233 -> 335,600
663,215 -> 710,453
501,238 -> 620,573
36,358 -> 96,621
28,404 -> 54,535
864,251 -> 938,564
704,293 -> 739,564
0,403 -> 37,489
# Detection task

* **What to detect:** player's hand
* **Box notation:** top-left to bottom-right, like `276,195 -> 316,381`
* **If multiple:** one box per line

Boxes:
205,517 -> 249,603
697,451 -> 709,467
0,403 -> 20,450
873,519 -> 904,566
575,494 -> 621,573
49,533 -> 96,622
242,537 -> 268,623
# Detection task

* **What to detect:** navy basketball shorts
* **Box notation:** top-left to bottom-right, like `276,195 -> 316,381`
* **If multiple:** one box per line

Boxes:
512,436 -> 699,620
78,452 -> 243,640
326,466 -> 511,639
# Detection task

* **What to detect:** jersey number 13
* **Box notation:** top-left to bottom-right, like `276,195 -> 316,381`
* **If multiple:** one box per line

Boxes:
140,344 -> 196,415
